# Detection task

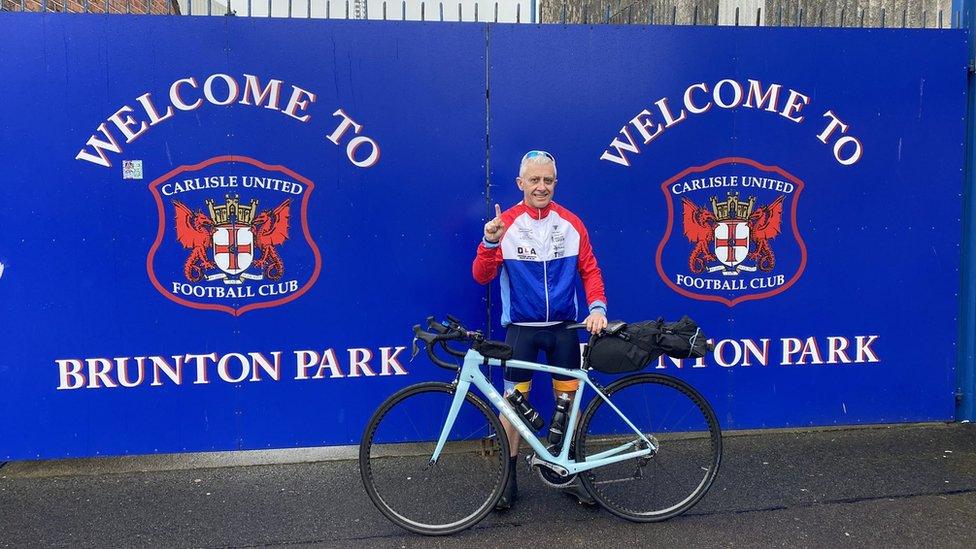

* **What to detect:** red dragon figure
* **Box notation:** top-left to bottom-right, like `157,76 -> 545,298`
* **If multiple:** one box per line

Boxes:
746,195 -> 785,272
251,199 -> 291,281
173,200 -> 216,282
681,197 -> 718,274
682,195 -> 785,273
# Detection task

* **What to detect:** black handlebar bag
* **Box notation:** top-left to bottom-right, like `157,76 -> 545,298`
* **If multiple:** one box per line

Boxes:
584,316 -> 711,374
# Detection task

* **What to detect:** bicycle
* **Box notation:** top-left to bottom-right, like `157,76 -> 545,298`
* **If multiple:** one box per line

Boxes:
359,315 -> 722,535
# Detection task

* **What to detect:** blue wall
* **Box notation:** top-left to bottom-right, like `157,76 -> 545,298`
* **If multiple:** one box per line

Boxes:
0,15 -> 967,459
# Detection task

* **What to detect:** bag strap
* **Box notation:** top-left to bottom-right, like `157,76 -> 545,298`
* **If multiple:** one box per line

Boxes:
686,327 -> 701,358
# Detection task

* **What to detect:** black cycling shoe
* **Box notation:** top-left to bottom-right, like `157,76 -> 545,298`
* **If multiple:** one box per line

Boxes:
495,457 -> 519,511
562,481 -> 597,506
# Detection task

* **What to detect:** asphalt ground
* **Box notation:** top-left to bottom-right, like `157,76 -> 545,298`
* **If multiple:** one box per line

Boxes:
1,423 -> 975,548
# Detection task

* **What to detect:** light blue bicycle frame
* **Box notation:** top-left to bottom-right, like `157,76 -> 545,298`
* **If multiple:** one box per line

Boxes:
429,349 -> 658,475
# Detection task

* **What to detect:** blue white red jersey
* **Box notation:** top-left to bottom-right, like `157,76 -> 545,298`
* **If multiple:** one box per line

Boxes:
472,201 -> 607,326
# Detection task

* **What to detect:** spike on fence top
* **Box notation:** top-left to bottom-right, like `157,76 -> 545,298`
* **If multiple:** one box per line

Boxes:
438,1 -> 443,21
734,6 -> 739,26
494,2 -> 498,23
516,2 -> 520,23
756,7 -> 761,26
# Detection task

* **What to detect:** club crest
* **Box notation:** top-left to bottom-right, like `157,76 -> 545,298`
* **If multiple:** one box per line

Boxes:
147,156 -> 321,315
656,157 -> 806,306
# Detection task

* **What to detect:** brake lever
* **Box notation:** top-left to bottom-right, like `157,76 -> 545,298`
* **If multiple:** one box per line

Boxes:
410,336 -> 421,362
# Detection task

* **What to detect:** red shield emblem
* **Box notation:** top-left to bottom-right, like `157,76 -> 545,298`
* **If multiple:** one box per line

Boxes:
655,157 -> 807,306
146,155 -> 321,315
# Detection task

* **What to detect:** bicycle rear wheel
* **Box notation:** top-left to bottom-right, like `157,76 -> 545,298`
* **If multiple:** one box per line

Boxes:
359,382 -> 510,535
575,373 -> 722,522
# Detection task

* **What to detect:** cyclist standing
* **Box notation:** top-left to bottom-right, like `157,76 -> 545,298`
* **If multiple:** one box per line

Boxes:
472,150 -> 608,510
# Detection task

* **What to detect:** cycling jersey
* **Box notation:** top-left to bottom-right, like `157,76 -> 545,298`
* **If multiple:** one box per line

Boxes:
473,201 -> 607,326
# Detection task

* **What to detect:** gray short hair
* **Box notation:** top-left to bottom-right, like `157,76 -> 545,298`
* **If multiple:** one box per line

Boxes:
519,151 -> 557,178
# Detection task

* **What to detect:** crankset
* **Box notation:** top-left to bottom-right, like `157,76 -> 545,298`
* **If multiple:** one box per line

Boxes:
529,447 -> 578,488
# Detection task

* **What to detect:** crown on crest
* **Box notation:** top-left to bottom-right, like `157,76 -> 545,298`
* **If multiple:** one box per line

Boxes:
207,194 -> 258,225
710,192 -> 755,221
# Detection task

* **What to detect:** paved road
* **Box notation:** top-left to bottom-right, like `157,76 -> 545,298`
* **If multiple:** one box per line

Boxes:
2,423 -> 975,548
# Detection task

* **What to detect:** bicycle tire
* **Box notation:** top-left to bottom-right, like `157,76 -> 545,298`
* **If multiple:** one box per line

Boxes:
359,382 -> 510,535
575,373 -> 722,522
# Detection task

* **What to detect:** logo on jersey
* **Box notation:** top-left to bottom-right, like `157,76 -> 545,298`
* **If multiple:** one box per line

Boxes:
147,156 -> 321,315
656,157 -> 806,306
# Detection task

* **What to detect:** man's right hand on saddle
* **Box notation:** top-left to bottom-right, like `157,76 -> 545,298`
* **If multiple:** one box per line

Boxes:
484,203 -> 506,243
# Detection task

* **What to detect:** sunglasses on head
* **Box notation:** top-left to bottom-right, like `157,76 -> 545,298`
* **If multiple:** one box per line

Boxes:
522,150 -> 555,162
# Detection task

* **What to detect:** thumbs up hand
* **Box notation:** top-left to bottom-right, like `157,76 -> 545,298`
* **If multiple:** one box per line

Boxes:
484,204 -> 506,243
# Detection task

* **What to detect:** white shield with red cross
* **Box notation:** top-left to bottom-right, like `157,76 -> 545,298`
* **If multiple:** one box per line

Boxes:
212,223 -> 255,275
714,221 -> 750,267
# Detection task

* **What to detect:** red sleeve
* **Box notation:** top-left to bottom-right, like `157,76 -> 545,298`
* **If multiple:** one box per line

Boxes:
472,240 -> 503,284
576,222 -> 607,310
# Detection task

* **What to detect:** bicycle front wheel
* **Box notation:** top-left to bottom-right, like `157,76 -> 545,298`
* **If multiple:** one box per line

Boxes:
359,382 -> 510,535
576,373 -> 722,522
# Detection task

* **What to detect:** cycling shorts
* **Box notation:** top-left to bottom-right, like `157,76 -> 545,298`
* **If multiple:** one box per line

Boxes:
502,321 -> 581,395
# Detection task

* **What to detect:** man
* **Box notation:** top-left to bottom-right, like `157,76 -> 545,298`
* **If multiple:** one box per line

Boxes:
472,150 -> 608,510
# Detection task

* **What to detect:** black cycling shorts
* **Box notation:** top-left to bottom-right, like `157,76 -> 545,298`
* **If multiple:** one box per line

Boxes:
503,322 -> 581,391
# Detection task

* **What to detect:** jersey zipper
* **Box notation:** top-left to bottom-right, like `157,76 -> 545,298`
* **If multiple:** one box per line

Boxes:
543,260 -> 550,322
534,205 -> 551,322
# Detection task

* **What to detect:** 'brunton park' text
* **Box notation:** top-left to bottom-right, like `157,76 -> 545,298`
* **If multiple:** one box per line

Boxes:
54,334 -> 880,390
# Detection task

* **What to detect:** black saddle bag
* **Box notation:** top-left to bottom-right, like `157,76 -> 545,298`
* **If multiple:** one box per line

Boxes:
584,316 -> 711,374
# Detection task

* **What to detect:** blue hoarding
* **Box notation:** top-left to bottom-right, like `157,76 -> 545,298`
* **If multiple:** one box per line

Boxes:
0,15 -> 488,459
0,15 -> 967,459
488,25 -> 967,428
